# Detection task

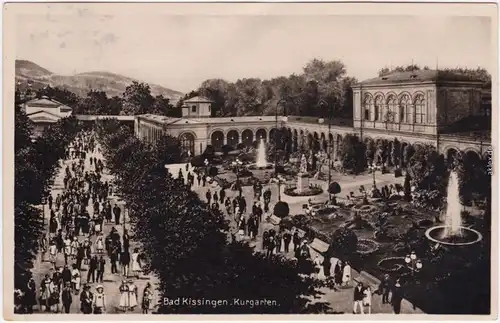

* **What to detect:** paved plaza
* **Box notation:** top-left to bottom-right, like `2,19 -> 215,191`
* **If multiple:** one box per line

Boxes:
167,163 -> 422,315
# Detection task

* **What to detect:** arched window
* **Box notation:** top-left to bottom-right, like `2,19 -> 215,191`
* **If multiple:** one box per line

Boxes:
386,95 -> 397,123
374,95 -> 384,121
179,132 -> 195,156
363,94 -> 373,120
399,94 -> 411,123
414,94 -> 425,124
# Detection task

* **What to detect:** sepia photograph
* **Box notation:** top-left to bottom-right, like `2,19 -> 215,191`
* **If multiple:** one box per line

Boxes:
3,2 -> 497,319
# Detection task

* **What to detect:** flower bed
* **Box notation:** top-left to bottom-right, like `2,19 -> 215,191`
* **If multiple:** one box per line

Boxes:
357,238 -> 380,255
377,256 -> 405,273
283,185 -> 323,197
352,204 -> 377,214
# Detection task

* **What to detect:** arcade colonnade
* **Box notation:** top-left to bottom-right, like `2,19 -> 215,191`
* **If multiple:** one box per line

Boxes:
134,116 -> 488,165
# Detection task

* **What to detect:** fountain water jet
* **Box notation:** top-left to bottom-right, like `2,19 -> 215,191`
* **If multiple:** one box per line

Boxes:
425,171 -> 483,246
443,172 -> 463,238
256,138 -> 268,168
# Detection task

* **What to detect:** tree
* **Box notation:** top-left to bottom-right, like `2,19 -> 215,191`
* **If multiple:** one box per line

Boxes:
391,138 -> 401,167
338,134 -> 366,174
121,81 -> 156,115
407,144 -> 446,192
153,134 -> 182,165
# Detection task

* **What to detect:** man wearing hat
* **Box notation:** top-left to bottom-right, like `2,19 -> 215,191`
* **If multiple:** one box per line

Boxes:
378,273 -> 393,304
79,284 -> 93,314
93,285 -> 106,314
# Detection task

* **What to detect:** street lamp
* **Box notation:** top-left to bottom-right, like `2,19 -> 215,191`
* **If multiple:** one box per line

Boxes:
318,99 -> 333,202
368,162 -> 382,188
405,251 -> 423,276
231,158 -> 243,196
275,98 -> 288,201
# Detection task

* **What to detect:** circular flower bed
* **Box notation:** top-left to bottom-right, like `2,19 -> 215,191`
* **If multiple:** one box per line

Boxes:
283,185 -> 323,197
377,257 -> 406,273
352,204 -> 377,214
356,238 -> 380,255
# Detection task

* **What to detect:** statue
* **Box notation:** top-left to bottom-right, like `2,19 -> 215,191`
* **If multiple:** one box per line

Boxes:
299,154 -> 308,174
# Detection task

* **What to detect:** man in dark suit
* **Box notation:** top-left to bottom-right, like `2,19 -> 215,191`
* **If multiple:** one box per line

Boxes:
79,284 -> 93,314
378,273 -> 393,304
113,205 -> 121,225
391,279 -> 404,314
96,256 -> 106,283
353,282 -> 365,314
87,255 -> 98,283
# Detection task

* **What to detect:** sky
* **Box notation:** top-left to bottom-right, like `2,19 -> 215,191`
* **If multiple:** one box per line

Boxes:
14,9 -> 493,93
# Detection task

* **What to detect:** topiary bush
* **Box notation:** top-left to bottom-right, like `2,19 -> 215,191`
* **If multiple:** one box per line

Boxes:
273,201 -> 290,218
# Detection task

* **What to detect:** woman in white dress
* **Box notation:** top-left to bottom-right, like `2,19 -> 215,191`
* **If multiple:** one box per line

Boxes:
313,255 -> 325,280
70,237 -> 79,260
131,248 -> 142,278
119,281 -> 130,312
95,236 -> 104,254
49,239 -> 58,269
128,280 -> 138,311
342,261 -> 352,286
363,286 -> 372,314
71,264 -> 81,294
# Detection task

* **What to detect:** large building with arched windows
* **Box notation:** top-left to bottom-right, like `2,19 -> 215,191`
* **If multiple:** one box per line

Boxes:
134,70 -> 492,163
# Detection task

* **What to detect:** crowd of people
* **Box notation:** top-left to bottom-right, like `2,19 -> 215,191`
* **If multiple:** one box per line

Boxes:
14,131 -> 155,315
177,158 -> 409,315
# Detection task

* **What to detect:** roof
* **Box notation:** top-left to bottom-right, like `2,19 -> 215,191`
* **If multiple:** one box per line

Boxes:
26,110 -> 62,123
139,114 -> 277,125
25,96 -> 64,108
356,70 -> 485,87
183,96 -> 213,103
75,115 -> 135,121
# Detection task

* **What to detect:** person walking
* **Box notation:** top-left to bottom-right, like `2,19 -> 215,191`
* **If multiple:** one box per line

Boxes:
266,235 -> 275,258
96,256 -> 106,283
378,273 -> 393,304
120,249 -> 131,278
131,248 -> 142,278
93,285 -> 106,314
353,282 -> 365,314
39,274 -> 54,312
61,282 -> 73,313
87,255 -> 98,283
110,247 -> 119,274
71,264 -> 81,295
119,281 -> 130,312
142,282 -> 154,314
292,231 -> 300,252
334,260 -> 343,288
127,279 -> 138,311
283,231 -> 292,253
113,205 -> 121,225
363,286 -> 373,314
79,284 -> 93,314
342,261 -> 352,287
391,279 -> 404,314
206,189 -> 212,205
24,278 -> 37,314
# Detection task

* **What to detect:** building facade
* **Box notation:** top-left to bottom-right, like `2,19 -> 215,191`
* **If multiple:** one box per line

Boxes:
23,96 -> 73,136
135,70 -> 492,162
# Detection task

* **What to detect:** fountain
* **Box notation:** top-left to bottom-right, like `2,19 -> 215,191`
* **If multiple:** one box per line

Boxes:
425,172 -> 483,246
256,138 -> 268,168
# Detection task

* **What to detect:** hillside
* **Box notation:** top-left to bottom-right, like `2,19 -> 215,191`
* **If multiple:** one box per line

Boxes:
15,60 -> 183,102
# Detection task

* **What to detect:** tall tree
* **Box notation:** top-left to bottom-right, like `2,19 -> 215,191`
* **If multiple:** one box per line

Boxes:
121,81 -> 156,115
